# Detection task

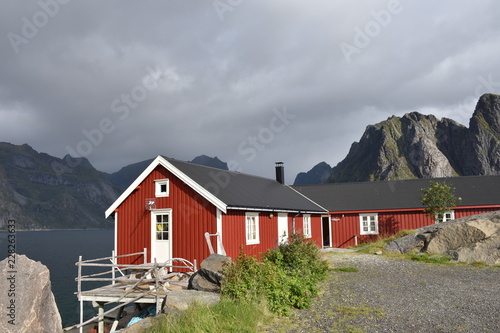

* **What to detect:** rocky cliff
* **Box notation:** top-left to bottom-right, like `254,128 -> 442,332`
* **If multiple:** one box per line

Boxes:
295,94 -> 500,184
0,144 -> 233,230
294,162 -> 333,185
0,143 -> 119,230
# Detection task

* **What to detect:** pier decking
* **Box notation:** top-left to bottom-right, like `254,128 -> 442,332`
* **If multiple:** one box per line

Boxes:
66,250 -> 196,333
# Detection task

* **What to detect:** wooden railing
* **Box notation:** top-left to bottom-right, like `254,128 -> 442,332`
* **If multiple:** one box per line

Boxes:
71,250 -> 197,333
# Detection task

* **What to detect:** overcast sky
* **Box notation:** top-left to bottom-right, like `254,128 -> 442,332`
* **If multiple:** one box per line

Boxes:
1,1 -> 499,183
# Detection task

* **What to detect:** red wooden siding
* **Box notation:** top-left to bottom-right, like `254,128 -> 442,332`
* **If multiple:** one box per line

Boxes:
222,211 -> 279,258
309,215 -> 323,248
330,207 -> 500,248
116,166 -> 216,265
222,212 -> 324,259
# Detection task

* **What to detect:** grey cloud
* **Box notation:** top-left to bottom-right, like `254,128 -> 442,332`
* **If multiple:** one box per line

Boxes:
0,0 -> 499,183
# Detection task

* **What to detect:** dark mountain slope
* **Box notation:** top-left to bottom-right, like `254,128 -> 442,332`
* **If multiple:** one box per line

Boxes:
0,143 -> 120,230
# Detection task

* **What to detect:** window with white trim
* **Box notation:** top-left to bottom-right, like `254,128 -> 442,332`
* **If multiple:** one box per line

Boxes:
303,214 -> 311,238
436,210 -> 454,223
155,179 -> 169,197
245,212 -> 260,245
359,213 -> 378,235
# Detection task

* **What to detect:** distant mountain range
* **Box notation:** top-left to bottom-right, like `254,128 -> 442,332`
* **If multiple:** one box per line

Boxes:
108,155 -> 228,192
294,93 -> 500,185
1,93 -> 498,229
0,145 -> 227,230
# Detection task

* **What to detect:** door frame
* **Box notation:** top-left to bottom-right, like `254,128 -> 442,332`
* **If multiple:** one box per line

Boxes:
150,209 -> 172,262
322,215 -> 331,248
277,213 -> 288,245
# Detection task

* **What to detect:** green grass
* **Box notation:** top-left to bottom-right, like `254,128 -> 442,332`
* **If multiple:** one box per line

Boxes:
146,300 -> 272,333
406,252 -> 452,264
331,267 -> 359,272
354,230 -> 417,254
147,235 -> 330,332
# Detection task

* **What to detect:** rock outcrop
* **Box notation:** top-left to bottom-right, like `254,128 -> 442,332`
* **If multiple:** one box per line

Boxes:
385,211 -> 500,264
163,290 -> 220,313
0,255 -> 63,333
0,142 -> 119,230
294,162 -> 333,185
295,94 -> 500,184
188,254 -> 232,293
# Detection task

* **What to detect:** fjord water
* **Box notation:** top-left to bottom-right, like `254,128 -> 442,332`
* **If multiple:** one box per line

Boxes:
0,229 -> 114,327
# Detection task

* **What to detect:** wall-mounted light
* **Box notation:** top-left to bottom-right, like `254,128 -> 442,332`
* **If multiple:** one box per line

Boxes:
269,213 -> 274,218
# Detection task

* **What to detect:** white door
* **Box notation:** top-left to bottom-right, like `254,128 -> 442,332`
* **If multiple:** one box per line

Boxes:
277,213 -> 288,244
151,210 -> 172,262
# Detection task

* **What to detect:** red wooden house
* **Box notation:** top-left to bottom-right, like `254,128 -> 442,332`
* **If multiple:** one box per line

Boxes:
294,175 -> 500,248
105,156 -> 327,265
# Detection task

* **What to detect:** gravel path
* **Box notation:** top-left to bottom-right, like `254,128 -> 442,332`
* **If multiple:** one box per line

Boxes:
276,252 -> 500,333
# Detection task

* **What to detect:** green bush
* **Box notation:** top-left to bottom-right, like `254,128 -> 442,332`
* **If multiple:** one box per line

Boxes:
221,234 -> 329,316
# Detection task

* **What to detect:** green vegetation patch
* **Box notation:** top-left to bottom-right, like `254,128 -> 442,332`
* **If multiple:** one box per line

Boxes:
331,266 -> 359,272
354,230 -> 417,254
146,300 -> 272,333
222,234 -> 329,316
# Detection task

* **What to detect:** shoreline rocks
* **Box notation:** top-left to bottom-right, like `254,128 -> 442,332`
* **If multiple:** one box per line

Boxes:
0,254 -> 63,333
385,210 -> 500,264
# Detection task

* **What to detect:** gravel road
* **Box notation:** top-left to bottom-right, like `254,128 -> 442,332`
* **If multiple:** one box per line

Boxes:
277,251 -> 499,333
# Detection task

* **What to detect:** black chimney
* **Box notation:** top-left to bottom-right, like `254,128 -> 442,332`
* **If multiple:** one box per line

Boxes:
275,162 -> 285,184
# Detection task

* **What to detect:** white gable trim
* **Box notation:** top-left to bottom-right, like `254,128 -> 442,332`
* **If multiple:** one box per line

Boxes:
105,156 -> 227,218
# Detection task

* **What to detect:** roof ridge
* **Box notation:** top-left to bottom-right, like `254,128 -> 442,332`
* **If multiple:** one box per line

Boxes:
293,174 -> 500,187
164,156 -> 282,183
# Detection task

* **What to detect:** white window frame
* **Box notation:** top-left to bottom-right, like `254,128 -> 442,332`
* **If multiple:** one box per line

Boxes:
155,179 -> 169,197
359,213 -> 379,235
436,210 -> 454,223
245,212 -> 260,245
303,214 -> 311,238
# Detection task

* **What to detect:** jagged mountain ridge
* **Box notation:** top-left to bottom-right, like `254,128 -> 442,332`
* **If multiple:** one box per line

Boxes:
107,155 -> 228,192
0,143 -> 228,230
294,162 -> 333,185
0,143 -> 120,230
294,93 -> 500,184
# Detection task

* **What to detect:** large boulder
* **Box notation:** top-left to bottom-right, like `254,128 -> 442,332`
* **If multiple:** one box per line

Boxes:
385,211 -> 500,264
0,254 -> 63,333
188,254 -> 232,293
384,233 -> 426,254
163,290 -> 220,313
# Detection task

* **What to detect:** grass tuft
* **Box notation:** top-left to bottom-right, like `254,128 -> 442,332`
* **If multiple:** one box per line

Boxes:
331,267 -> 359,272
146,300 -> 272,333
355,230 -> 417,254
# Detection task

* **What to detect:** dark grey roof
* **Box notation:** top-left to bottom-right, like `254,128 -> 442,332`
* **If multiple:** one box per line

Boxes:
293,176 -> 500,212
167,158 -> 327,213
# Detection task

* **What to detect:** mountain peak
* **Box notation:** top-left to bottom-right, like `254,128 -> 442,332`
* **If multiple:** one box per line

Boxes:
296,95 -> 499,184
190,155 -> 228,170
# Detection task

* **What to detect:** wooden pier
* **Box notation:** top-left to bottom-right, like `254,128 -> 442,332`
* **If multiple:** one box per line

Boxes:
66,249 -> 196,333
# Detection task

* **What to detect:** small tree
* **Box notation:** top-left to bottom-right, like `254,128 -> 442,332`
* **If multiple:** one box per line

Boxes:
420,181 -> 462,222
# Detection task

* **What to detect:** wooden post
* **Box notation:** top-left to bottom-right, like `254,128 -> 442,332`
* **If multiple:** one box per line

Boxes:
144,247 -> 147,264
77,255 -> 83,333
98,302 -> 104,333
354,235 -> 358,247
111,250 -> 116,285
204,232 -> 215,254
154,258 -> 160,315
